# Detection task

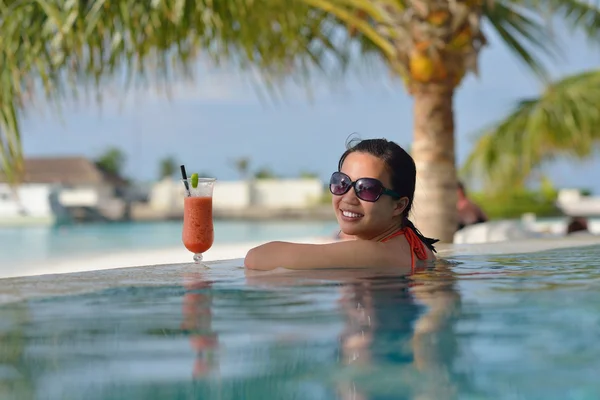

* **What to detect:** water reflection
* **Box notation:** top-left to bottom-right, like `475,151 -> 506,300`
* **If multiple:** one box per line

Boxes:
0,302 -> 34,400
245,262 -> 465,400
181,272 -> 219,378
0,261 -> 465,399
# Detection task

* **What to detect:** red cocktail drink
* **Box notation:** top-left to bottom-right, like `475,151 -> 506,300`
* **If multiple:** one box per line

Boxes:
183,196 -> 214,254
181,177 -> 215,263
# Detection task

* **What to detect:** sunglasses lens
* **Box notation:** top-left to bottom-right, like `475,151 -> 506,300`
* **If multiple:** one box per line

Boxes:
330,172 -> 350,195
355,179 -> 383,202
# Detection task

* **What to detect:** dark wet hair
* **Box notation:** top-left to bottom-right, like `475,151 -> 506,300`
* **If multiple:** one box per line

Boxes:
337,136 -> 439,252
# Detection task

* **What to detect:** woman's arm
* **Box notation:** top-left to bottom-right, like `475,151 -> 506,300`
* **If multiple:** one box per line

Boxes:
244,240 -> 406,271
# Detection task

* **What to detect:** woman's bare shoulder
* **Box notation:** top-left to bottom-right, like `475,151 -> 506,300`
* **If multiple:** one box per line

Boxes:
382,235 -> 436,263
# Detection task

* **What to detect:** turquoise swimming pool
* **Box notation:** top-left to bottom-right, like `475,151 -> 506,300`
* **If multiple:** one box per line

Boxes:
1,244 -> 599,399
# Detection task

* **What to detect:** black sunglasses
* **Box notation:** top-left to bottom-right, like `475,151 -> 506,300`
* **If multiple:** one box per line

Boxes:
329,171 -> 401,202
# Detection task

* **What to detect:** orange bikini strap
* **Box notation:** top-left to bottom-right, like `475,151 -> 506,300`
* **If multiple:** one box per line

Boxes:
403,227 -> 428,261
380,227 -> 428,268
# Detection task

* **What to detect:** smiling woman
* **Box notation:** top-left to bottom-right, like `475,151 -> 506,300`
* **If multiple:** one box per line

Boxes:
244,137 -> 439,271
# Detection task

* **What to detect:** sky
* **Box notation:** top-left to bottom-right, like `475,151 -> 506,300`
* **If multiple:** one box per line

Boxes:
20,22 -> 600,193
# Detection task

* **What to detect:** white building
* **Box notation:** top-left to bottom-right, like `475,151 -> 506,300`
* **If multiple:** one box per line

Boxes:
0,157 -> 127,226
145,177 -> 325,215
0,184 -> 64,226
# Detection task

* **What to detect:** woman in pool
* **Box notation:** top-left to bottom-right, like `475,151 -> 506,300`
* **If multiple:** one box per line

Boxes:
244,137 -> 438,270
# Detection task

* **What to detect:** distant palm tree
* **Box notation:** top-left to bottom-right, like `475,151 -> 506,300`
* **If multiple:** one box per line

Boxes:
232,157 -> 251,180
254,167 -> 277,180
159,156 -> 177,180
2,0 -> 600,241
95,147 -> 126,177
463,70 -> 600,192
299,171 -> 319,179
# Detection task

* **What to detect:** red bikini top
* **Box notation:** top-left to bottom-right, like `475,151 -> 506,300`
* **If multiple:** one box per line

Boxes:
379,227 -> 429,269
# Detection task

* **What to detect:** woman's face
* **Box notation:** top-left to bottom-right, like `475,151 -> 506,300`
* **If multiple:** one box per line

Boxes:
332,152 -> 406,240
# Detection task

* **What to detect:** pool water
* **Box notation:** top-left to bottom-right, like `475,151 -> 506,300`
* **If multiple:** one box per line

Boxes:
1,245 -> 600,399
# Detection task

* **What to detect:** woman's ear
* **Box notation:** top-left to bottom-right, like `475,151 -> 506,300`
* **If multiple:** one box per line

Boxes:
392,197 -> 409,217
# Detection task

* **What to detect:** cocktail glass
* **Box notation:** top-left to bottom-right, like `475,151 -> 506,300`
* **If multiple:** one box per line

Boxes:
181,178 -> 215,263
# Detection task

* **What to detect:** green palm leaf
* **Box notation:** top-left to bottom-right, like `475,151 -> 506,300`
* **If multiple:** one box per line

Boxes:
540,0 -> 600,39
483,0 -> 558,80
463,69 -> 600,191
0,0 -> 363,186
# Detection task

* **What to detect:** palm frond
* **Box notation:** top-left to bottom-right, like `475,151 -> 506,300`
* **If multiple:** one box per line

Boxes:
0,0 -> 359,186
483,0 -> 559,81
463,69 -> 600,191
538,0 -> 600,40
302,0 -> 396,58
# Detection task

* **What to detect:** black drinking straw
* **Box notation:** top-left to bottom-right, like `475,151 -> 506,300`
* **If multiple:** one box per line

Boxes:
180,165 -> 191,196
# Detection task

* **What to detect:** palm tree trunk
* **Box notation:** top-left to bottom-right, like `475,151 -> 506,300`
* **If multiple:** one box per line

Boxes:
411,83 -> 458,243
